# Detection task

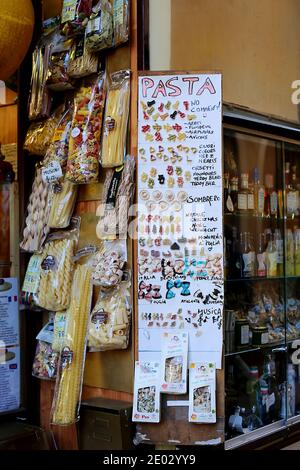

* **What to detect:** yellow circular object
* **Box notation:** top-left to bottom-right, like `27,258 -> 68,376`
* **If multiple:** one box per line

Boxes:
0,0 -> 34,80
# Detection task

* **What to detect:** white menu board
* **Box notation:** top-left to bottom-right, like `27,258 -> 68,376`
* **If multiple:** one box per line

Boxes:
0,278 -> 20,412
137,73 -> 223,368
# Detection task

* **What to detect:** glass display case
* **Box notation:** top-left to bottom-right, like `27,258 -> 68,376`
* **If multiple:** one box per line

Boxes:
224,125 -> 300,448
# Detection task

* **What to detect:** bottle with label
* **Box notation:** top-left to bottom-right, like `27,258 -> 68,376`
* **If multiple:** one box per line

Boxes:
286,228 -> 295,276
274,228 -> 284,276
257,232 -> 267,277
294,228 -> 300,276
291,165 -> 300,217
265,232 -> 278,277
286,162 -> 298,219
259,353 -> 280,425
229,177 -> 239,214
247,179 -> 255,214
264,174 -> 278,218
224,173 -> 234,214
238,173 -> 250,214
230,226 -> 241,279
253,168 -> 265,217
241,232 -> 256,278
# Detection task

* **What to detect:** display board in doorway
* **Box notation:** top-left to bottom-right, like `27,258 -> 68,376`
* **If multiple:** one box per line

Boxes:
137,72 -> 223,368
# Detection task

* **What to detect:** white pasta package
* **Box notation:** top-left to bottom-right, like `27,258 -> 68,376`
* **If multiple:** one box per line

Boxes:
188,362 -> 216,424
160,332 -> 188,394
132,361 -> 161,423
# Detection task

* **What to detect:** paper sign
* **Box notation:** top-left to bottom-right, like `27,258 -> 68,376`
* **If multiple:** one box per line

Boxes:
137,73 -> 223,368
41,161 -> 63,183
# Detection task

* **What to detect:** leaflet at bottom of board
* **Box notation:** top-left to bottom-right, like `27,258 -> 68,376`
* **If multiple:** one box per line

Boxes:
132,361 -> 161,423
188,362 -> 216,423
160,331 -> 188,394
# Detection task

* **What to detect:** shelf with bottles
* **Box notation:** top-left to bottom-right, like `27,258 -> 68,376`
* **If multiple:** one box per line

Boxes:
224,168 -> 284,220
225,352 -> 287,441
224,225 -> 286,281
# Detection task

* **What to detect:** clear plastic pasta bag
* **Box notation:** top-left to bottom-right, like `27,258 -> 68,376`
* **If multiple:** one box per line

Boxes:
27,218 -> 80,311
91,239 -> 127,287
51,263 -> 93,425
20,164 -> 53,253
32,340 -> 59,380
60,0 -> 93,37
88,279 -> 131,351
48,178 -> 78,229
66,72 -> 106,184
24,106 -> 64,156
68,35 -> 99,78
96,155 -> 135,239
101,70 -> 130,168
85,0 -> 113,52
44,104 -> 74,170
113,0 -> 129,47
28,16 -> 59,120
46,36 -> 75,91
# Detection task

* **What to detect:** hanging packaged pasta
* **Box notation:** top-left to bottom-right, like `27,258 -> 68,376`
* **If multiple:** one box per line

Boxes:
96,155 -> 135,239
28,16 -> 59,120
91,239 -> 127,287
48,178 -> 78,229
66,73 -> 106,184
46,36 -> 75,91
60,0 -> 93,37
20,164 -> 53,253
85,0 -> 114,52
44,104 -> 74,170
88,279 -> 131,351
101,70 -> 130,168
32,341 -> 60,380
68,35 -> 99,78
33,219 -> 80,311
51,263 -> 93,425
24,105 -> 64,156
113,0 -> 129,47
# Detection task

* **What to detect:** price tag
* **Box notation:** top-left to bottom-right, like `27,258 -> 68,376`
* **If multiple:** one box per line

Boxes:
41,161 -> 63,183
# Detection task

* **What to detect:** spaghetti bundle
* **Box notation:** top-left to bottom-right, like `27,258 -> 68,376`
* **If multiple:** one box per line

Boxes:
51,264 -> 93,425
48,179 -> 78,229
101,70 -> 130,168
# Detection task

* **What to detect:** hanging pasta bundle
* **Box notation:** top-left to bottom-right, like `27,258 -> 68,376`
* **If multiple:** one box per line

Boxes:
48,178 -> 78,229
35,235 -> 76,311
44,105 -> 73,169
100,70 -> 130,168
85,0 -> 114,52
51,264 -> 93,425
96,155 -> 135,239
66,72 -> 106,184
68,35 -> 99,78
88,280 -> 131,351
20,165 -> 53,253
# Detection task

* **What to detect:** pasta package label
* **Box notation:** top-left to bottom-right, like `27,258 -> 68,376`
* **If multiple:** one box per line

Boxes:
62,0 -> 77,22
132,361 -> 161,423
42,160 -> 63,184
22,255 -> 42,294
160,332 -> 188,394
188,362 -> 216,423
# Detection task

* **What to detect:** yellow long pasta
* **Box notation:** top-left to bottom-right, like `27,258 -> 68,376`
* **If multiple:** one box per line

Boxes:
48,179 -> 78,229
101,70 -> 130,168
51,265 -> 92,425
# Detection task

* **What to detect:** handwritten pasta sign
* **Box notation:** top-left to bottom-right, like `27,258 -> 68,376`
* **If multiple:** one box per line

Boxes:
137,73 -> 223,368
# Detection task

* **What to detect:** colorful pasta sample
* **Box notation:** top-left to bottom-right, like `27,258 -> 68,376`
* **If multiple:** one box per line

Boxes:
66,73 -> 106,184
